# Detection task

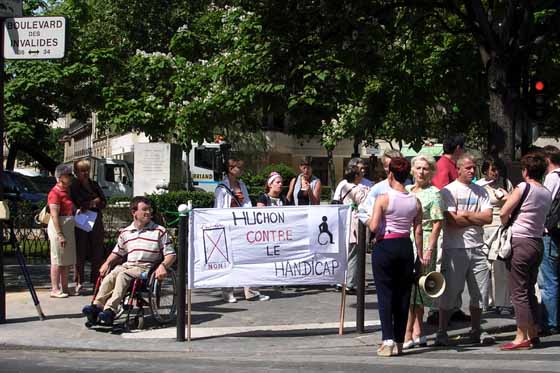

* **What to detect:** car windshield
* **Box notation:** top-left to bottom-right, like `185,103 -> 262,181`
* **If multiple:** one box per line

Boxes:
12,173 -> 42,193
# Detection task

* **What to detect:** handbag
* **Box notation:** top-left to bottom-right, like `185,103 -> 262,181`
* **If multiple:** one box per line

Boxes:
331,185 -> 356,204
484,183 -> 531,261
37,205 -> 51,225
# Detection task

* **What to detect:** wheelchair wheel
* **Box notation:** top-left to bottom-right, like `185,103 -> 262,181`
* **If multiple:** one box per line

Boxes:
318,232 -> 330,245
116,294 -> 133,320
148,269 -> 177,324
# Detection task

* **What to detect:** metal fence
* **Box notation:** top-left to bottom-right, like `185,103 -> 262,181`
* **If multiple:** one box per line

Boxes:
2,204 -> 178,261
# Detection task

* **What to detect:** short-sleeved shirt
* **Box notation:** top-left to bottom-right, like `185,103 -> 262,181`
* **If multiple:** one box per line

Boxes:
406,185 -> 444,232
113,221 -> 175,268
432,156 -> 458,190
47,185 -> 74,216
544,169 -> 560,199
441,180 -> 492,249
257,193 -> 287,206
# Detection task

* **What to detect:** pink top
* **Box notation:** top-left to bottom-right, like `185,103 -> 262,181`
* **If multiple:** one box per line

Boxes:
48,185 -> 74,216
432,156 -> 457,190
382,189 -> 417,236
511,182 -> 552,238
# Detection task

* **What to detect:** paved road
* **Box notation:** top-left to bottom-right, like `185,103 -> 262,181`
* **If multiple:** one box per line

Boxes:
1,346 -> 560,373
2,258 -> 560,372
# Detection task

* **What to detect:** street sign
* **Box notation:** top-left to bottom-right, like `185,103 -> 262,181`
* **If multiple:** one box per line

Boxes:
3,16 -> 66,59
0,0 -> 22,18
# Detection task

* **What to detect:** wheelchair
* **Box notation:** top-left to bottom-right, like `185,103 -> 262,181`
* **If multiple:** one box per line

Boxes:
86,266 -> 177,331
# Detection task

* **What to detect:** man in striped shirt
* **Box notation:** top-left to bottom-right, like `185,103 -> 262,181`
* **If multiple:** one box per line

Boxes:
82,196 -> 176,325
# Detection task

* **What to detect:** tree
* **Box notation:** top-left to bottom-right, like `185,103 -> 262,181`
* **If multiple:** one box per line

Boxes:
378,1 -> 560,160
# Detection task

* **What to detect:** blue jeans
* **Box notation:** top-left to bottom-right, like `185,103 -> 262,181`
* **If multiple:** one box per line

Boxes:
538,235 -> 559,330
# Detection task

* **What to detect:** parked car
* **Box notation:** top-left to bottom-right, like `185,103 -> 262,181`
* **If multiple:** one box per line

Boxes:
0,170 -> 47,205
28,175 -> 57,194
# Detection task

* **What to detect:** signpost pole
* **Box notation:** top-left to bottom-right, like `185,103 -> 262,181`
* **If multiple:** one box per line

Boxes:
0,17 -> 5,324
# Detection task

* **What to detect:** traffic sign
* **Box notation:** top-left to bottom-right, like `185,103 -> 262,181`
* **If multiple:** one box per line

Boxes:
3,16 -> 66,59
0,0 -> 22,18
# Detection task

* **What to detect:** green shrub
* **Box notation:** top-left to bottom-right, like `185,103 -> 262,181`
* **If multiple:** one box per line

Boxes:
321,185 -> 332,201
243,163 -> 297,188
107,195 -> 132,205
148,191 -> 214,213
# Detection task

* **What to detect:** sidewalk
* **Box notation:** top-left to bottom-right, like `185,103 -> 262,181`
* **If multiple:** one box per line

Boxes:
2,260 -> 559,363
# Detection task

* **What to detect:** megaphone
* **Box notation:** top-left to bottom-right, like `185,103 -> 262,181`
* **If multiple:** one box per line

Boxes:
418,271 -> 446,298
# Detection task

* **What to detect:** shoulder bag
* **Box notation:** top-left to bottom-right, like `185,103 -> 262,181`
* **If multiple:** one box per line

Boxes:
37,205 -> 51,225
484,183 -> 531,261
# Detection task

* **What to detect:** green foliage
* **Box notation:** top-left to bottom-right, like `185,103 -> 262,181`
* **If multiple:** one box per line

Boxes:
242,163 -> 297,188
147,191 -> 214,212
8,0 -> 560,168
321,186 -> 332,202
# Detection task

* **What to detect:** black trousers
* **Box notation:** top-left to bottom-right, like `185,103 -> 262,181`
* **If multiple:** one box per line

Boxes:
372,237 -> 414,342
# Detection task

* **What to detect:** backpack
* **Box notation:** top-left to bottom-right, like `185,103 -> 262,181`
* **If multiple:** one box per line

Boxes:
544,173 -> 560,235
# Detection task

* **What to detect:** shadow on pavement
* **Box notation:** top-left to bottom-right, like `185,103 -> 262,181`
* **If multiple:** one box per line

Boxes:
6,312 -> 84,324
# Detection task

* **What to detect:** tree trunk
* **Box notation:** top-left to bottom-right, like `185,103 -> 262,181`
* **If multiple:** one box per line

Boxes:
5,143 -> 17,171
181,143 -> 193,191
352,135 -> 361,158
486,63 -> 517,163
327,149 -> 336,199
17,142 -> 57,174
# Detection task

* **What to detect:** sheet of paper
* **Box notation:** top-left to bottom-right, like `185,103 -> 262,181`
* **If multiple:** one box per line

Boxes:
74,210 -> 97,232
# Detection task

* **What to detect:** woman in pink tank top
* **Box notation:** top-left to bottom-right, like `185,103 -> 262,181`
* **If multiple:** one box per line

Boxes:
368,157 -> 424,357
498,153 -> 552,350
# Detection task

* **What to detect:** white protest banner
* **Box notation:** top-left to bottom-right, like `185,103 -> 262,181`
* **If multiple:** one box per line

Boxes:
188,205 -> 351,288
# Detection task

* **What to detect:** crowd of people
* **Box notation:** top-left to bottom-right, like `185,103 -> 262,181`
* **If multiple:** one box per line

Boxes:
355,137 -> 559,356
44,138 -> 559,353
213,135 -> 559,356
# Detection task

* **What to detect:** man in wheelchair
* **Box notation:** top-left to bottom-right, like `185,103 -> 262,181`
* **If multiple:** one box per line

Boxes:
82,196 -> 176,326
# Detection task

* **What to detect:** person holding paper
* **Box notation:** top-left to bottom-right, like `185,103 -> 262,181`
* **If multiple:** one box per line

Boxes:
70,159 -> 107,295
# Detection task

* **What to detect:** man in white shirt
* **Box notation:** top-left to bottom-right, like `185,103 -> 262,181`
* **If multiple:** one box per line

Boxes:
539,145 -> 560,335
436,154 -> 494,346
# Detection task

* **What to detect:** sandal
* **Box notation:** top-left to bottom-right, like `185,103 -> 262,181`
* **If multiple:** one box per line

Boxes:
50,291 -> 69,298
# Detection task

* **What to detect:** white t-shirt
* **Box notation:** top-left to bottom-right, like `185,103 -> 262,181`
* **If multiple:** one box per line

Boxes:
441,180 -> 492,249
544,168 -> 560,198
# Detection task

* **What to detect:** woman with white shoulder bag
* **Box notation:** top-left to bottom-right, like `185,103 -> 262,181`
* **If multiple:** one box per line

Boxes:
498,153 -> 551,350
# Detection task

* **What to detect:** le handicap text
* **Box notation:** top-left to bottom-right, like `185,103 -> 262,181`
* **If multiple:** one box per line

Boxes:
230,210 -> 340,278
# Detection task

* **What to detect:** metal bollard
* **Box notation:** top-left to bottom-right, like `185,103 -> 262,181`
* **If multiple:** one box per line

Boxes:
356,221 -> 366,333
176,203 -> 189,342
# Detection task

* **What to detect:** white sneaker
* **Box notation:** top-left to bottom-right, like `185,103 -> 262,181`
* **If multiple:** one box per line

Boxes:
414,335 -> 428,347
402,340 -> 416,349
248,294 -> 270,301
479,331 -> 495,345
225,295 -> 237,303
